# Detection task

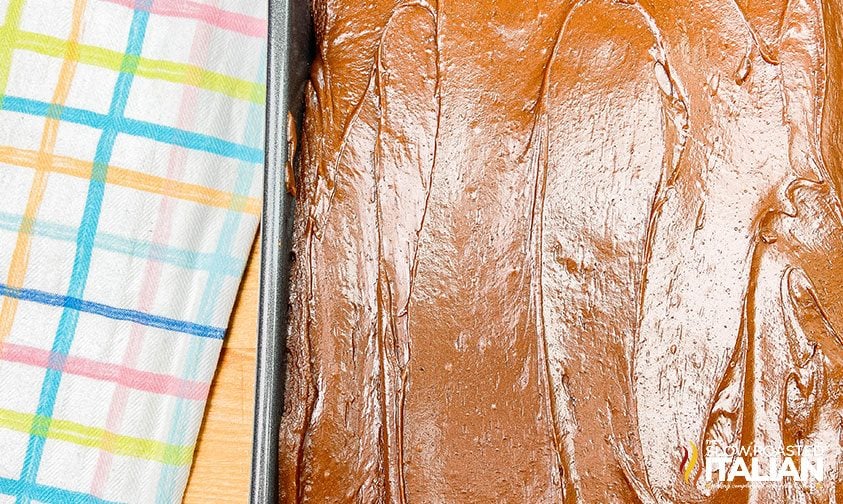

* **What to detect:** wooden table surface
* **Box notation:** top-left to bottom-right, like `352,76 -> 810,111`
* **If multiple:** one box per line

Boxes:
183,237 -> 260,503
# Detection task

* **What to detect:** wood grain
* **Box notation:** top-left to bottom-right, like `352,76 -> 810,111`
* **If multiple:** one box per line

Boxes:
183,236 -> 260,503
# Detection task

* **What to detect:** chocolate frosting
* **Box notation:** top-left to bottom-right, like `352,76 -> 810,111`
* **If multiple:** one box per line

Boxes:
279,0 -> 843,501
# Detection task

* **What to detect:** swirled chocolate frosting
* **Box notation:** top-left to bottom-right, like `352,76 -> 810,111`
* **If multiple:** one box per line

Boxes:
279,0 -> 843,501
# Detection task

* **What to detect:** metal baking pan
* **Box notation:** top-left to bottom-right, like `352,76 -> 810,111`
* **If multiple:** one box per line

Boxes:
251,0 -> 312,502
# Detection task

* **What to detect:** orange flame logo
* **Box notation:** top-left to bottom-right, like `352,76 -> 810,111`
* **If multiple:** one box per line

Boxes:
679,441 -> 699,483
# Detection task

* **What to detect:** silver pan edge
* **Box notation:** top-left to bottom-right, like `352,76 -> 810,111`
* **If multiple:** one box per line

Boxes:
251,1 -> 311,502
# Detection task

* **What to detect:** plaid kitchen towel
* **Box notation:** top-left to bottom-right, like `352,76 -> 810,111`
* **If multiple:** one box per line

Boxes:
0,0 -> 266,501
